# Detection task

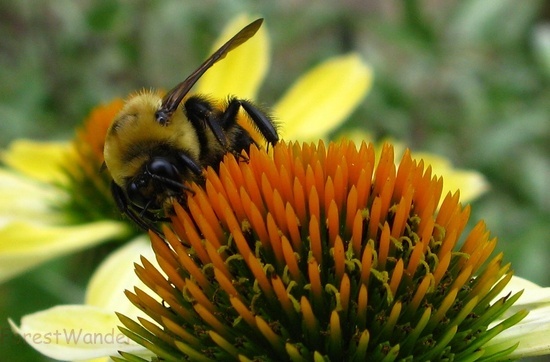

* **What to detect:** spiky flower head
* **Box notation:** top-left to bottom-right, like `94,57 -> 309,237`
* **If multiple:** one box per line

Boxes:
116,140 -> 525,361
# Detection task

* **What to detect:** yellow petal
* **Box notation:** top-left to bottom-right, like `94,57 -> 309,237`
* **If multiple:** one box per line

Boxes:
487,306 -> 550,358
335,129 -> 376,146
0,221 -> 129,282
275,54 -> 373,140
1,140 -> 73,184
86,237 -> 157,319
9,305 -> 144,360
412,152 -> 489,203
493,276 -> 550,309
195,14 -> 269,100
0,169 -> 67,225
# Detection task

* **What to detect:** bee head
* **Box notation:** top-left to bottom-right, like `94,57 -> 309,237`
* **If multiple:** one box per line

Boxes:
126,156 -> 185,211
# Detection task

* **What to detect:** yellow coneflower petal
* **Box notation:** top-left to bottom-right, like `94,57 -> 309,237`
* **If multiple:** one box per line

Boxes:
275,55 -> 372,140
0,169 -> 66,225
1,140 -> 72,184
11,238 -> 158,361
0,221 -> 127,284
9,305 -> 142,361
86,238 -> 154,315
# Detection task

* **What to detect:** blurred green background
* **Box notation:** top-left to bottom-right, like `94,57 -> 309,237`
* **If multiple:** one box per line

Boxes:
1,1 -> 549,361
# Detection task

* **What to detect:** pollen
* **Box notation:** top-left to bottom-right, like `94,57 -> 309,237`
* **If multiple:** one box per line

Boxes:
117,140 -> 525,361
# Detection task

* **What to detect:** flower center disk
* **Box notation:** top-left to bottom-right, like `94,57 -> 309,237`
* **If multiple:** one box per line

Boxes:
120,140 -> 519,361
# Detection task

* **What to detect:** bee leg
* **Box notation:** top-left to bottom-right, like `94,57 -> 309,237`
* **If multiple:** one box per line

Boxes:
110,181 -> 159,232
185,95 -> 228,148
222,98 -> 279,145
178,152 -> 203,176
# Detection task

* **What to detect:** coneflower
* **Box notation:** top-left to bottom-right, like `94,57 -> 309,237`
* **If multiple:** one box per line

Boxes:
116,140 -> 525,361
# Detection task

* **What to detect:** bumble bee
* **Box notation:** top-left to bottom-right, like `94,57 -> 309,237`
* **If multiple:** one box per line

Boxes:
103,19 -> 278,231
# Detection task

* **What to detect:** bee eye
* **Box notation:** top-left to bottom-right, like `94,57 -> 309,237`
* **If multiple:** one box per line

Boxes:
127,178 -> 149,208
148,158 -> 179,181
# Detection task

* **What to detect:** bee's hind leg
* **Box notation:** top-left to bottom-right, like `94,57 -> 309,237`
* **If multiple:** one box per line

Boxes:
221,97 -> 279,146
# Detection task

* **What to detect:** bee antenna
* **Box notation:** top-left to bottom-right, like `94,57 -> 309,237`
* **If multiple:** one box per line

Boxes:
150,174 -> 186,189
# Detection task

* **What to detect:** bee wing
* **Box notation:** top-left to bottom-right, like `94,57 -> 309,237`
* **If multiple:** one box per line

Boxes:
160,18 -> 264,116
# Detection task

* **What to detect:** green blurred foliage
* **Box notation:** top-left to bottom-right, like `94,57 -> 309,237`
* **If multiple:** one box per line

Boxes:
0,1 -> 549,361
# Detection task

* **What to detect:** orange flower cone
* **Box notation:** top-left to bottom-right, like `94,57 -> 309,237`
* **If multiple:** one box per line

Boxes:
117,140 -> 525,361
